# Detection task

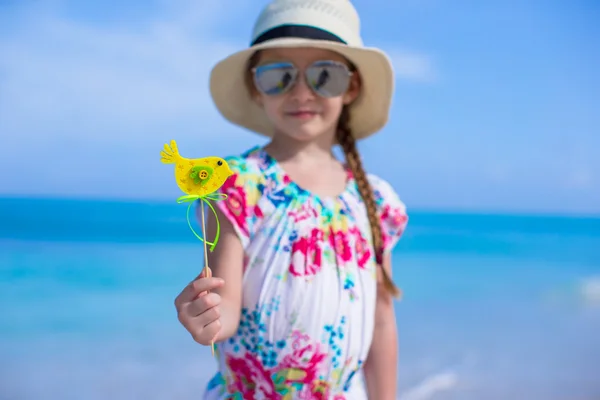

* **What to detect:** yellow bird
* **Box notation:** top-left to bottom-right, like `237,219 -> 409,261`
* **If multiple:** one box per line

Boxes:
160,139 -> 231,359
160,140 -> 233,197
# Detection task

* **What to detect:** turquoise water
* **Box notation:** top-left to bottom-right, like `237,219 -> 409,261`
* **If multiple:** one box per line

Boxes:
1,197 -> 599,399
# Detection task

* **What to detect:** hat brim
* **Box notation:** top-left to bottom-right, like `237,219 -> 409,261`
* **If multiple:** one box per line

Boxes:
209,37 -> 394,140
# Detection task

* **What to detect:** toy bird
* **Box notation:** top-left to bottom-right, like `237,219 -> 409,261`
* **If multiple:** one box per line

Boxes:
160,140 -> 233,198
160,140 -> 233,357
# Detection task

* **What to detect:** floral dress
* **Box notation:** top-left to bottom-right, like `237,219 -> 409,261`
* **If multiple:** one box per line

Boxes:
203,146 -> 408,400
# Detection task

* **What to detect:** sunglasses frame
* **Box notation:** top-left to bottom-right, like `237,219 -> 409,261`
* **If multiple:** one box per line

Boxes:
251,59 -> 353,98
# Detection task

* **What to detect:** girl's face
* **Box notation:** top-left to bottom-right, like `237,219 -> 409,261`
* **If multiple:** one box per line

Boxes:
249,47 -> 361,143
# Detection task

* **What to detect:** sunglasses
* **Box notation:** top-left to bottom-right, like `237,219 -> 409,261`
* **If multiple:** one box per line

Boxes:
251,60 -> 353,98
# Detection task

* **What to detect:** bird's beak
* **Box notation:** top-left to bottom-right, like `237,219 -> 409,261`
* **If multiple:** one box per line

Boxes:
226,166 -> 234,177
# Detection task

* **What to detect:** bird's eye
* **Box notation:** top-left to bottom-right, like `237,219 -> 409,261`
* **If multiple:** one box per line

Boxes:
217,160 -> 223,166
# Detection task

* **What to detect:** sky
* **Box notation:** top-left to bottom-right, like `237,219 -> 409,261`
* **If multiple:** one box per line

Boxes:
0,0 -> 598,215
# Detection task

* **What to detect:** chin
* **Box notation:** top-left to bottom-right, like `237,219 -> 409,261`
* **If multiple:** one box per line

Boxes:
285,129 -> 323,142
278,121 -> 333,142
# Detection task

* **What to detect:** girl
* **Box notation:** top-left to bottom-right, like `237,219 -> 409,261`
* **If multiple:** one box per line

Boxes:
174,0 -> 409,398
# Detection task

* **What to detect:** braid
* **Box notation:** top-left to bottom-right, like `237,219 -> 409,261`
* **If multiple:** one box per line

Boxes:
336,107 -> 402,298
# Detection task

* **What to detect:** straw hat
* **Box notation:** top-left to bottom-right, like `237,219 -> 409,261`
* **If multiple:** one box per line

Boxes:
209,0 -> 395,140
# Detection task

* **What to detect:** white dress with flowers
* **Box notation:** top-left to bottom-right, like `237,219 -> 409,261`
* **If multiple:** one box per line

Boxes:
203,146 -> 408,400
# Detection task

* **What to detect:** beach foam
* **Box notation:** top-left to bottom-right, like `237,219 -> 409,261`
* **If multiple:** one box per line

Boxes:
580,275 -> 600,307
400,371 -> 459,400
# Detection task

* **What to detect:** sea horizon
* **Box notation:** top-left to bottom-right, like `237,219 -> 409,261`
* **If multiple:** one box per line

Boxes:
2,194 -> 599,219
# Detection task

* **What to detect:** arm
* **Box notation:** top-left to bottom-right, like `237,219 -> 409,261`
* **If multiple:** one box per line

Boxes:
200,204 -> 244,342
363,253 -> 399,400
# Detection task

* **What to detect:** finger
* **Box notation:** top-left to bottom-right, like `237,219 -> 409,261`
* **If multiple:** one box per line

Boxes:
175,272 -> 203,307
192,277 -> 224,296
195,304 -> 221,328
178,303 -> 220,334
175,277 -> 223,308
200,266 -> 212,279
200,318 -> 221,343
186,292 -> 221,317
197,268 -> 214,299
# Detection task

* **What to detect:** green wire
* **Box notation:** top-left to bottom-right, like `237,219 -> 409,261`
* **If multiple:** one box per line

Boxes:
177,193 -> 228,252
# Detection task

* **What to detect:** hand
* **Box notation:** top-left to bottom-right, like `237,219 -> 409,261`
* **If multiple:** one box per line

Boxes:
174,269 -> 225,346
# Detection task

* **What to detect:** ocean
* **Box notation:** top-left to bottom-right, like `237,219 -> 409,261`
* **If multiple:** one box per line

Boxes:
1,197 -> 599,400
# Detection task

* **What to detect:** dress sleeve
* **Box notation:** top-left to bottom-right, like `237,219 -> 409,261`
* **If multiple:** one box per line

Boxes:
212,156 -> 263,249
369,174 -> 409,255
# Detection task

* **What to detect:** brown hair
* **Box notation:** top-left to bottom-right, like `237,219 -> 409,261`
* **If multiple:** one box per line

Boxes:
335,107 -> 402,298
246,51 -> 401,298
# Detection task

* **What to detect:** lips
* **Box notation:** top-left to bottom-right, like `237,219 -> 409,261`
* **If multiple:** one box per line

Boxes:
286,110 -> 318,118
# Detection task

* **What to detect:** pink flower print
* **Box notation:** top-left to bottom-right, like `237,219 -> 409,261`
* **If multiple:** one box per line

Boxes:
278,347 -> 326,385
328,229 -> 352,266
310,380 -> 332,399
380,204 -> 408,247
276,338 -> 330,397
380,204 -> 408,230
350,227 -> 371,269
289,228 -> 324,277
226,352 -> 278,399
288,203 -> 317,223
224,330 -> 346,399
220,175 -> 250,237
253,204 -> 264,219
289,329 -> 311,347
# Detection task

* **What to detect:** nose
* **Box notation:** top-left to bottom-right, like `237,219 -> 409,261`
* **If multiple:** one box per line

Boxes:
289,72 -> 314,101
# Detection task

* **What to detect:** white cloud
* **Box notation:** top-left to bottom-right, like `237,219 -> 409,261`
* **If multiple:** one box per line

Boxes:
0,2 -> 249,144
0,2 -> 437,149
0,1 -> 436,199
386,49 -> 437,83
0,1 -> 259,198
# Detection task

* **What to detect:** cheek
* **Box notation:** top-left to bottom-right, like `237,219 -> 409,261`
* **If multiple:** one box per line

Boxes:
323,98 -> 344,119
258,96 -> 282,120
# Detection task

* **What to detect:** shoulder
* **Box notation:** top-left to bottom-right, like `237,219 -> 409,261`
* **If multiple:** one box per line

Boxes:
366,173 -> 409,252
366,173 -> 407,214
216,145 -> 269,208
213,146 -> 266,245
223,146 -> 265,180
219,146 -> 268,196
